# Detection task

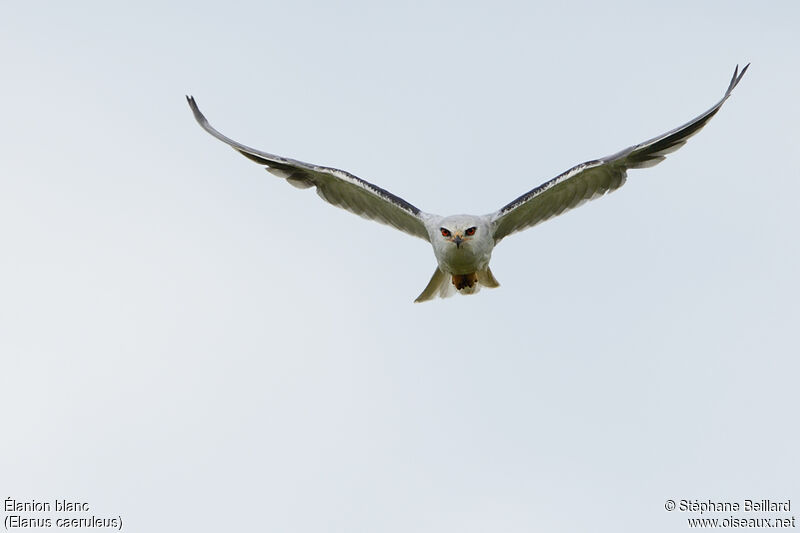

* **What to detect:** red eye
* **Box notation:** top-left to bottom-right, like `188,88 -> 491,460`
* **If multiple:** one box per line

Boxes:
440,228 -> 451,237
465,227 -> 477,236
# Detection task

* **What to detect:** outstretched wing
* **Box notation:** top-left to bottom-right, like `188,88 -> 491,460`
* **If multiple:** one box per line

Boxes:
489,64 -> 749,242
187,96 -> 433,241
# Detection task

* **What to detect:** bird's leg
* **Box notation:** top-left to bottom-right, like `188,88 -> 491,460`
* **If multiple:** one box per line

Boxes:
452,272 -> 478,290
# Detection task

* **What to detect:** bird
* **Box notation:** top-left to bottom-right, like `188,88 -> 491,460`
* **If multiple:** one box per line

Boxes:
187,64 -> 748,303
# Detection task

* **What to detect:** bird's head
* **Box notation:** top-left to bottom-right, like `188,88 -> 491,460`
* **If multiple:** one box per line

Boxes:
436,215 -> 487,249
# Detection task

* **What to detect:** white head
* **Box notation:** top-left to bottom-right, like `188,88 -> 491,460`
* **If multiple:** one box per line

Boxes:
431,215 -> 493,250
429,215 -> 494,273
434,214 -> 488,249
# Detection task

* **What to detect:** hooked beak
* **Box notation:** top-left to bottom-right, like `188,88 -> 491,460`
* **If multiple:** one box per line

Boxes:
453,235 -> 463,248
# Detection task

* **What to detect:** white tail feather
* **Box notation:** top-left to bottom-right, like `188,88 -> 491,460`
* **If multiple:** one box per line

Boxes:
414,267 -> 500,303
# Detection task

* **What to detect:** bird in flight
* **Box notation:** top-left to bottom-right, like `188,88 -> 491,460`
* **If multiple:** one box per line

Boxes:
187,64 -> 748,302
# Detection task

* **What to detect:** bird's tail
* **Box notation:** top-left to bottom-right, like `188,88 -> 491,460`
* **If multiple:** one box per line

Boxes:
414,267 -> 500,303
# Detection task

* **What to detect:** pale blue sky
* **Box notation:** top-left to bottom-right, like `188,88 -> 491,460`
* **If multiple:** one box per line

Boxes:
2,1 -> 798,531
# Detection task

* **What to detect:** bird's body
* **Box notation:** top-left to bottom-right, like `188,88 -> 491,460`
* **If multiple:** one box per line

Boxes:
430,215 -> 492,274
420,214 -> 497,300
187,65 -> 748,302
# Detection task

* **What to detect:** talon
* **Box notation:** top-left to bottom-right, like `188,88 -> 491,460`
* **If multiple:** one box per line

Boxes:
452,273 -> 478,290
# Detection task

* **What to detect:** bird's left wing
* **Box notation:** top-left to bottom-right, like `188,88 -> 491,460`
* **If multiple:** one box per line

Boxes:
187,97 -> 433,241
489,64 -> 749,243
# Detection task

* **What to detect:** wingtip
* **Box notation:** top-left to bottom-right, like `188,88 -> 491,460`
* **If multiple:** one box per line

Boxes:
185,95 -> 208,125
740,62 -> 751,76
726,62 -> 750,94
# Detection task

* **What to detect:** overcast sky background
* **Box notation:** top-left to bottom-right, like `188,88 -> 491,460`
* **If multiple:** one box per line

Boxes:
2,1 -> 798,531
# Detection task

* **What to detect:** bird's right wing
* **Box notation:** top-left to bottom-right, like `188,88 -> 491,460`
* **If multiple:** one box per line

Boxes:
187,97 -> 433,241
489,64 -> 748,243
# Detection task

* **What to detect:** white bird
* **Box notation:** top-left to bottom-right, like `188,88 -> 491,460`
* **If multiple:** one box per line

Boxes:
187,64 -> 748,302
